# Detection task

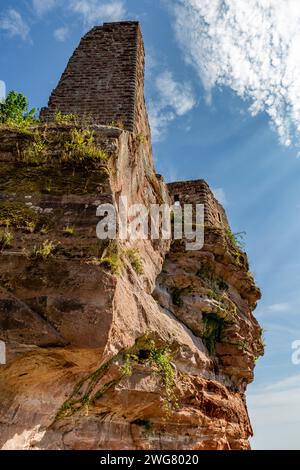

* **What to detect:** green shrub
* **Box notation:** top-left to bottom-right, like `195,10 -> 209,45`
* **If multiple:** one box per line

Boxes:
54,111 -> 77,125
40,225 -> 49,235
31,240 -> 56,259
100,253 -> 122,275
62,128 -> 108,166
122,337 -> 178,411
149,343 -> 177,409
0,228 -> 13,249
226,228 -> 246,250
99,242 -> 122,275
22,134 -> 48,165
0,91 -> 37,126
122,353 -> 139,377
0,201 -> 38,230
55,336 -> 177,421
202,313 -> 225,354
125,248 -> 144,274
24,221 -> 36,234
63,226 -> 75,237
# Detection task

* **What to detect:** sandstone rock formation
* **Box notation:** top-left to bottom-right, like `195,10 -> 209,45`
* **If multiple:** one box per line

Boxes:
0,21 -> 263,450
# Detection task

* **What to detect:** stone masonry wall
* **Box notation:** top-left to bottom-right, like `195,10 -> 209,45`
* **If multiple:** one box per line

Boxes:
41,22 -> 147,134
168,180 -> 229,228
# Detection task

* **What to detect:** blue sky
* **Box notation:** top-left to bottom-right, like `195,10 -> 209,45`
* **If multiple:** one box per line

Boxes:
1,0 -> 300,450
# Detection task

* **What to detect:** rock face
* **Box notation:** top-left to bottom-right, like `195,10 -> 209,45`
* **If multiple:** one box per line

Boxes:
0,22 -> 263,450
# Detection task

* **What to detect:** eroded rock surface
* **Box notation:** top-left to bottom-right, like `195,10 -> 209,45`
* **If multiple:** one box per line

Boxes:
0,21 -> 263,450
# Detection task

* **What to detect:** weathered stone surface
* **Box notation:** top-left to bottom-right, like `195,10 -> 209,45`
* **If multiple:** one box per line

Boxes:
0,21 -> 263,450
40,22 -> 149,135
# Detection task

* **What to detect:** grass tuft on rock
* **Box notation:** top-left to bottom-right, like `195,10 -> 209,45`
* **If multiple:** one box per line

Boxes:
125,248 -> 144,274
62,128 -> 108,166
0,201 -> 39,230
31,240 -> 57,260
0,228 -> 13,249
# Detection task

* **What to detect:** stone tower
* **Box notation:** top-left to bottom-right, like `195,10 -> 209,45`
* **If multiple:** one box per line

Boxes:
41,21 -> 150,137
168,180 -> 229,228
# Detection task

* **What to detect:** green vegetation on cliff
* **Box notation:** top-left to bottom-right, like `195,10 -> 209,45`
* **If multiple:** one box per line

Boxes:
0,91 -> 37,128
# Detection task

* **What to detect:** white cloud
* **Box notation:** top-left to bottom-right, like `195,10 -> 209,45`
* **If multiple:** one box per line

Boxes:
32,0 -> 57,16
171,0 -> 300,147
212,187 -> 227,206
156,71 -> 196,116
149,104 -> 175,143
69,0 -> 126,25
268,303 -> 290,313
0,9 -> 30,41
149,70 -> 196,142
54,26 -> 69,42
248,374 -> 300,449
0,81 -> 6,102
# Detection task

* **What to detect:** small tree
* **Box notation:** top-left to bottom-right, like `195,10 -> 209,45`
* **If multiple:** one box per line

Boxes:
0,90 -> 37,125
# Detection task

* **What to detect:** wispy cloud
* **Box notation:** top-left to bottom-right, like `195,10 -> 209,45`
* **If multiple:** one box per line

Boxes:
248,374 -> 300,449
69,0 -> 126,25
149,104 -> 175,143
0,9 -> 30,41
156,71 -> 196,116
212,187 -> 227,206
53,26 -> 69,42
32,0 -> 58,16
268,303 -> 290,313
149,70 -> 196,142
264,374 -> 300,392
171,0 -> 300,147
